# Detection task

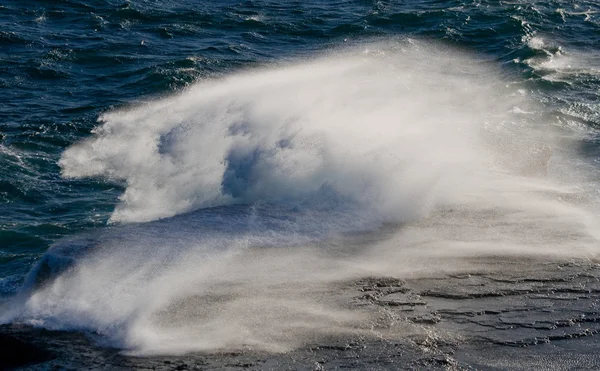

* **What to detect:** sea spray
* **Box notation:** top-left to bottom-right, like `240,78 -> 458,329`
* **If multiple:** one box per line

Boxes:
60,41 -> 524,224
5,40 -> 600,355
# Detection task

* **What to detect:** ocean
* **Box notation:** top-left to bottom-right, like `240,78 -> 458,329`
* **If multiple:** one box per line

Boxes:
1,0 -> 600,366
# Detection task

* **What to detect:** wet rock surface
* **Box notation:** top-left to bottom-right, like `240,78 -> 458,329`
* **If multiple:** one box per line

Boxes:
4,257 -> 600,370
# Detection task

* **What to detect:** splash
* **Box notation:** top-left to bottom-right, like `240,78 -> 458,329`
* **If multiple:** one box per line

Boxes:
5,40 -> 600,355
522,35 -> 600,86
60,40 -> 534,224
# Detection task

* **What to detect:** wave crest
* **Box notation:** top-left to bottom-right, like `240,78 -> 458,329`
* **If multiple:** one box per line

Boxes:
60,41 -> 529,224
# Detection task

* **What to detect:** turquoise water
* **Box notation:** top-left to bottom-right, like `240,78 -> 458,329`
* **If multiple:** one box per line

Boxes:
1,0 -> 600,354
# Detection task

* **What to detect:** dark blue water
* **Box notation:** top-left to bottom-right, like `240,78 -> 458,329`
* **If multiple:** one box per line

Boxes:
1,0 -> 600,354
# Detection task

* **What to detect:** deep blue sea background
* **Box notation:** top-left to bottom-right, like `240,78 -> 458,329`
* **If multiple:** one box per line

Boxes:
1,0 -> 599,298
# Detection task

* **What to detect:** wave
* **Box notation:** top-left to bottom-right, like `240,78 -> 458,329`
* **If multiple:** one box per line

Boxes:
520,36 -> 600,85
5,40 -> 600,355
60,40 -> 546,224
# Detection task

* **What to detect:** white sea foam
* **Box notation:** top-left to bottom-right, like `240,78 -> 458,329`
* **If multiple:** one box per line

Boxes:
59,40 -> 535,224
523,36 -> 600,83
5,40 -> 600,355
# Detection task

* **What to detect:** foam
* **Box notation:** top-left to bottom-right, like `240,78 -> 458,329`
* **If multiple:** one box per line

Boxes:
59,40 -> 533,224
522,36 -> 600,83
5,40 -> 600,355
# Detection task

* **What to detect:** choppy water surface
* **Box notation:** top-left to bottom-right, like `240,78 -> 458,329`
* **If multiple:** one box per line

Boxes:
2,0 -> 600,356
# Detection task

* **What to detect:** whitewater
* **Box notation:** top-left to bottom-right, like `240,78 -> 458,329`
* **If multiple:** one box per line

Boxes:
3,40 -> 600,355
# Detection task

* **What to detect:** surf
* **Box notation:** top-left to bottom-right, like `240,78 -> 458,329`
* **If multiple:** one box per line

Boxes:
3,40 -> 600,355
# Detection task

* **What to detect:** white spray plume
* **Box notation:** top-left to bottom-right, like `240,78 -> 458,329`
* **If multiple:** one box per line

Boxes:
60,40 -> 529,224
5,40 -> 600,355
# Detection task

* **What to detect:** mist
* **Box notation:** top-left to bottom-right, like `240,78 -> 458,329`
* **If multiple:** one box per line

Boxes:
3,40 -> 600,355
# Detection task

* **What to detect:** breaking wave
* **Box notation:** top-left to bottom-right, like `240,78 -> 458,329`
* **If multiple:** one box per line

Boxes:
4,40 -> 600,355
60,40 -> 541,224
